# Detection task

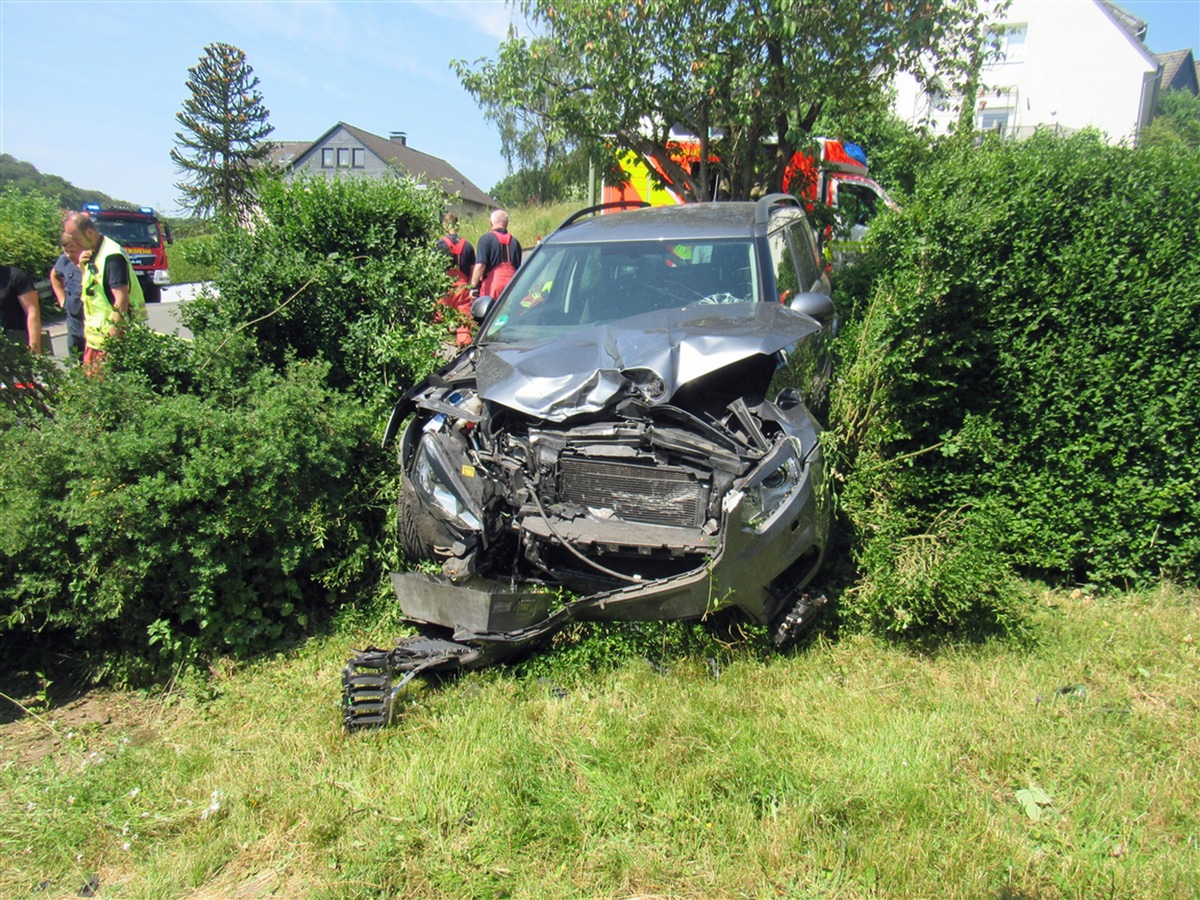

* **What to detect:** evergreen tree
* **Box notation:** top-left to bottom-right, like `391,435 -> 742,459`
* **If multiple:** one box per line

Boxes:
171,42 -> 274,219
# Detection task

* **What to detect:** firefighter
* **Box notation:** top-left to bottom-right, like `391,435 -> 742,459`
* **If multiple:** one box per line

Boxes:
61,212 -> 146,372
469,209 -> 522,300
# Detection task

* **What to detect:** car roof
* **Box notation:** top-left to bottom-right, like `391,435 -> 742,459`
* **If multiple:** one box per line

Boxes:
546,195 -> 802,245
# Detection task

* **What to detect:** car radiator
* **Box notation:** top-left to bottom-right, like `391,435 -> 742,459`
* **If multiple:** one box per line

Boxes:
556,456 -> 708,528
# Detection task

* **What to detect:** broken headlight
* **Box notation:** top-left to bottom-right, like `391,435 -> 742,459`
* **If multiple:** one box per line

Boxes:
742,439 -> 805,532
413,440 -> 482,532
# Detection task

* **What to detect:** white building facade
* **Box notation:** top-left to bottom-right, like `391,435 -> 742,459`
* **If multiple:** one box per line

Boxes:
893,0 -> 1161,144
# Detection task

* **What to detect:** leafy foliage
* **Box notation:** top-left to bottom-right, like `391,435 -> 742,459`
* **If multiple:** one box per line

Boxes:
0,355 -> 384,681
1141,89 -> 1200,151
455,0 -> 990,201
0,185 -> 64,279
0,175 -> 452,679
489,145 -> 594,206
171,42 -> 275,220
186,174 -> 447,406
165,233 -> 218,285
812,94 -> 932,199
833,131 -> 1200,597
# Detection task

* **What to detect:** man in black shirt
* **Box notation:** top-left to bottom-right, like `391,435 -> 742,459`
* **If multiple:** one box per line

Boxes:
470,209 -> 523,300
1,265 -> 43,354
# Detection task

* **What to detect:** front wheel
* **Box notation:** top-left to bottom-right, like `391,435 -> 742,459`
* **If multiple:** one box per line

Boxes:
398,479 -> 432,564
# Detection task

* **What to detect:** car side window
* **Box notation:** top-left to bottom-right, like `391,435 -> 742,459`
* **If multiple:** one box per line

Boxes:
768,222 -> 803,304
784,218 -> 822,287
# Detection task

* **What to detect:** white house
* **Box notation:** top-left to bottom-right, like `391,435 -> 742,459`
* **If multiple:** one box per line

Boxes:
893,0 -> 1164,144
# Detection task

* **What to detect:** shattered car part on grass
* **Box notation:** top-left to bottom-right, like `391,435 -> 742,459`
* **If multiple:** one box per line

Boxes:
344,195 -> 838,729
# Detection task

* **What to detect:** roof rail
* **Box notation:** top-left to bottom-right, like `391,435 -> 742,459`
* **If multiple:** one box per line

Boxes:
557,200 -> 651,231
754,193 -> 801,225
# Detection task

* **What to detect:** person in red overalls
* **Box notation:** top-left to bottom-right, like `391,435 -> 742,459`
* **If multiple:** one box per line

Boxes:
436,213 -> 477,346
469,209 -> 522,302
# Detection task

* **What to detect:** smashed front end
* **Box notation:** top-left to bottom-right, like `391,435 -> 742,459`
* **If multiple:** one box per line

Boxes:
343,303 -> 834,727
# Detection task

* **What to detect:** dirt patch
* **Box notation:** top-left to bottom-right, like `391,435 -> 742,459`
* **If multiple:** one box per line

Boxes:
0,669 -> 161,767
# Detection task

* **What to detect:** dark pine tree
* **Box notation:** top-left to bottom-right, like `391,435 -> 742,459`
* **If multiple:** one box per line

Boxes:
171,42 -> 275,219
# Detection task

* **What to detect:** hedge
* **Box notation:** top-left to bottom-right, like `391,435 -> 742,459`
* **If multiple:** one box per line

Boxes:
834,130 -> 1200,626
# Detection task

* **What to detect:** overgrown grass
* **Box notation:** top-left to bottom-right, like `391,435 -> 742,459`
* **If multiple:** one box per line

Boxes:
166,233 -> 217,285
3,586 -> 1197,898
456,200 -> 581,253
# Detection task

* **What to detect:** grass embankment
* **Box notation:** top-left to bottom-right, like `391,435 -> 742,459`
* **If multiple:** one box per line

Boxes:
2,587 -> 1197,898
456,201 -> 578,253
165,233 -> 217,286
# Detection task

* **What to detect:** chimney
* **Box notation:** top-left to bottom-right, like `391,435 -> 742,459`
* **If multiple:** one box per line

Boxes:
389,131 -> 407,146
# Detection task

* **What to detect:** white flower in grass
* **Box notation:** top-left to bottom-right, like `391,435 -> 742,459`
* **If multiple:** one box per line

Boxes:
200,789 -> 223,821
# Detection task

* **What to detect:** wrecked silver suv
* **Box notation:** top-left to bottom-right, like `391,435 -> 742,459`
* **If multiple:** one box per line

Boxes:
343,195 -> 837,728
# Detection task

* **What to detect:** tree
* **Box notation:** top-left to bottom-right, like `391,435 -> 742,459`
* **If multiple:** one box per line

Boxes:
171,42 -> 274,219
489,144 -> 595,205
455,0 -> 991,202
1140,89 -> 1200,151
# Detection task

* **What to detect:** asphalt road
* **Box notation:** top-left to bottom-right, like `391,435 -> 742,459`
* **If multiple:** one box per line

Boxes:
44,282 -> 203,359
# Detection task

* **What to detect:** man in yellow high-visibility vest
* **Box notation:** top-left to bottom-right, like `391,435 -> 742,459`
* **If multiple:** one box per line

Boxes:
61,212 -> 146,373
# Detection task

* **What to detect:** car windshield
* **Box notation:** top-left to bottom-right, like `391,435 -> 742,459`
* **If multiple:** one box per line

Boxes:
101,218 -> 161,248
481,238 -> 760,343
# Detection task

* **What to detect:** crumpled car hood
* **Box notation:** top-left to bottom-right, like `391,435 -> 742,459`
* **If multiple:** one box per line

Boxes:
474,302 -> 820,421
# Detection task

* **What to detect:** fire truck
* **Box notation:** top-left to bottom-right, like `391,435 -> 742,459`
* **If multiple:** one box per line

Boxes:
601,135 -> 897,263
83,203 -> 173,303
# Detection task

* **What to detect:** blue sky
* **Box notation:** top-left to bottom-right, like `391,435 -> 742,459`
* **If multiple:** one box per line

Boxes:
1,0 -> 1197,217
1120,0 -> 1200,55
0,0 -> 525,214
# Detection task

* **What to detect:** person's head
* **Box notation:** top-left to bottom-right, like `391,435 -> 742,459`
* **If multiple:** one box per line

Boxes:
442,212 -> 459,233
490,209 -> 509,230
60,235 -> 82,265
62,213 -> 101,254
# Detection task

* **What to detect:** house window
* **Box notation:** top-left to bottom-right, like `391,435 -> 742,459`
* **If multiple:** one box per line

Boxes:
338,148 -> 350,168
980,109 -> 1011,137
352,148 -> 365,168
988,23 -> 1027,63
322,148 -> 335,168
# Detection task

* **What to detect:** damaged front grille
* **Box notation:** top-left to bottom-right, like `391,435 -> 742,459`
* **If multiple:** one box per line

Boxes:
556,456 -> 708,528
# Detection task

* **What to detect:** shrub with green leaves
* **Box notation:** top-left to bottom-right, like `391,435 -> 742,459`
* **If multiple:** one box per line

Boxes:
833,131 -> 1200,600
0,185 -> 62,279
0,174 -> 461,678
0,355 -> 386,680
184,173 -> 449,407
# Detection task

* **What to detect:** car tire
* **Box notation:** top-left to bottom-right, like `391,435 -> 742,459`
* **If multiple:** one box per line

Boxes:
142,283 -> 162,304
397,484 -> 430,564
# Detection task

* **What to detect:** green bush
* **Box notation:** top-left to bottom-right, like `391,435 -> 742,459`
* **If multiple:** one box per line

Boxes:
0,353 -> 386,680
0,174 -> 461,679
185,174 -> 449,407
0,186 -> 62,279
833,131 -> 1200,595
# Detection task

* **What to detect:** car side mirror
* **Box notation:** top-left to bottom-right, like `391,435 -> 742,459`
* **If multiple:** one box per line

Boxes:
471,295 -> 495,321
163,224 -> 174,245
788,291 -> 835,322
